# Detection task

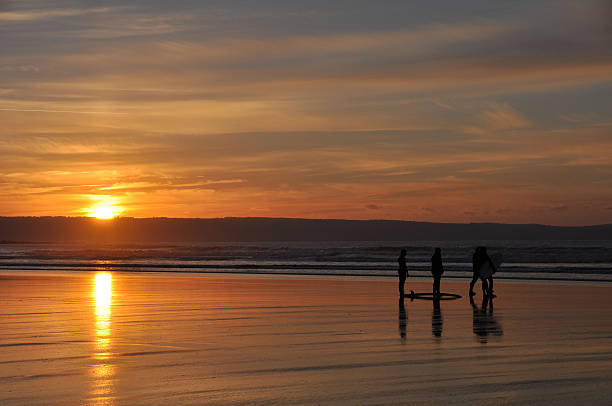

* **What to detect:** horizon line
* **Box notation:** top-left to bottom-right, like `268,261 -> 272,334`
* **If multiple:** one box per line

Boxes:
0,215 -> 610,228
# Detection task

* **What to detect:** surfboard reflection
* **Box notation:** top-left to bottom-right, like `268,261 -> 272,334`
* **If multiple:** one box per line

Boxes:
471,296 -> 503,343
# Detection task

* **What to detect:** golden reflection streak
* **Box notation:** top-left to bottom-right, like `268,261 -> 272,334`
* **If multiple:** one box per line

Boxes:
92,272 -> 115,405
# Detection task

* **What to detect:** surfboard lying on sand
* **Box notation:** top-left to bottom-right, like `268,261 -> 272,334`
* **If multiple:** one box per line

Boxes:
407,291 -> 462,300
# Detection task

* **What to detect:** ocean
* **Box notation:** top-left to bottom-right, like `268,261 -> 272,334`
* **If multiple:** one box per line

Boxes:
1,240 -> 611,281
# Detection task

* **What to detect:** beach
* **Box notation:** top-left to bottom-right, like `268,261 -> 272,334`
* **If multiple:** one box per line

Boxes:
1,272 -> 611,405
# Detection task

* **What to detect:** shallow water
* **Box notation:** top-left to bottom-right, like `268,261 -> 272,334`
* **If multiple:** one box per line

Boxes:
1,240 -> 612,281
1,272 -> 611,405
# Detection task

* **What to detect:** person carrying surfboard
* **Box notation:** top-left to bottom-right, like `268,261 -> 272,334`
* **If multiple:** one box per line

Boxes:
431,248 -> 444,297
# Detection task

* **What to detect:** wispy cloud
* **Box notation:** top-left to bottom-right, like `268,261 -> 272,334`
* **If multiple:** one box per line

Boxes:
0,107 -> 127,114
0,7 -> 112,22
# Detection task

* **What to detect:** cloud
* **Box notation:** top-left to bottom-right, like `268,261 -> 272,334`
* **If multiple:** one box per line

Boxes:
479,103 -> 532,130
3,3 -> 611,110
0,64 -> 38,72
551,204 -> 569,212
0,7 -> 112,22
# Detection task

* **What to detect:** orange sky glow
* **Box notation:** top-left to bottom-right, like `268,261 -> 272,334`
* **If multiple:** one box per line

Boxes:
1,1 -> 611,225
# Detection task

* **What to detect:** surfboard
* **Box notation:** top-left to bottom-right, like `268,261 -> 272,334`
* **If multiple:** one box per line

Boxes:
478,253 -> 503,280
407,291 -> 462,301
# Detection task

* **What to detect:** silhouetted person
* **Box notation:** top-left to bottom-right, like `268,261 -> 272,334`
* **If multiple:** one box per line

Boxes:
470,294 -> 503,344
432,297 -> 443,338
398,248 -> 408,299
470,246 -> 496,297
431,248 -> 444,297
398,300 -> 407,343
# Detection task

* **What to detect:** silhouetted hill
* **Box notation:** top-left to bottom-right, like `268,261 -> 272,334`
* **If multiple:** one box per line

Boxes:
0,217 -> 610,243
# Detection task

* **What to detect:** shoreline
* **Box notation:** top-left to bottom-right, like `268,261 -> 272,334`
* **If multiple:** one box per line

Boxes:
1,268 -> 611,284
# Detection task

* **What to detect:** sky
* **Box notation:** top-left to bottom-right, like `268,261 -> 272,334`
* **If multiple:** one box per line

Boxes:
1,0 -> 611,225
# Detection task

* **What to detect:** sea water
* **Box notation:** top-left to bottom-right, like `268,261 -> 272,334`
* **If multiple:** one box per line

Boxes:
1,240 -> 611,281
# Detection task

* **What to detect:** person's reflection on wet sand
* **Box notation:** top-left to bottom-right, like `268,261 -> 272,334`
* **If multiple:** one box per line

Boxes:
432,297 -> 443,338
470,295 -> 503,343
398,300 -> 407,343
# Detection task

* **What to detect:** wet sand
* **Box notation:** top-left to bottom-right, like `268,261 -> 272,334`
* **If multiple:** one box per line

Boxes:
1,272 -> 611,405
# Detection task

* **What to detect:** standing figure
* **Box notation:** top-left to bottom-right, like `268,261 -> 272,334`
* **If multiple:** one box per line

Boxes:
431,248 -> 444,297
398,248 -> 408,299
469,247 -> 482,296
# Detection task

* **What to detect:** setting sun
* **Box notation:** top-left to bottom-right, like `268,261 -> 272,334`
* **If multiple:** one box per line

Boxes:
89,206 -> 121,219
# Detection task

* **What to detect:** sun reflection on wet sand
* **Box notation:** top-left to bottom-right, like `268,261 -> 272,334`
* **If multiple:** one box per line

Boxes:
92,272 -> 115,405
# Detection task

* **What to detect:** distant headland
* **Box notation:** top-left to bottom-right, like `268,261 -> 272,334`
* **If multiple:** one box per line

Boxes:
0,217 -> 610,243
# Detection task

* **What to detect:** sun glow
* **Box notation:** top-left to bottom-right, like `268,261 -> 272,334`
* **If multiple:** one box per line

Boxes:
89,205 -> 121,219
